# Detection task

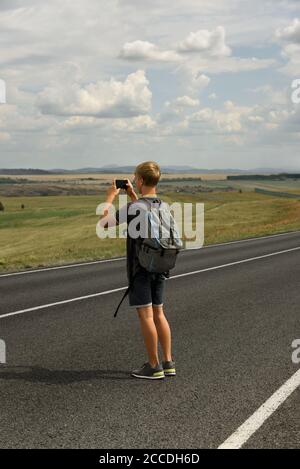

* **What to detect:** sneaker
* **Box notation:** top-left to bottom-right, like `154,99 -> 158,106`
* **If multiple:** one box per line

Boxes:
131,362 -> 165,380
162,360 -> 176,376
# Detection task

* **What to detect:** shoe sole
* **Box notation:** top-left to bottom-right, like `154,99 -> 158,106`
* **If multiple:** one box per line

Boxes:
131,372 -> 165,379
163,368 -> 176,376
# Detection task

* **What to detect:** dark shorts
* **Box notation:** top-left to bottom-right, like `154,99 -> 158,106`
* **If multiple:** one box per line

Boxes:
129,269 -> 166,308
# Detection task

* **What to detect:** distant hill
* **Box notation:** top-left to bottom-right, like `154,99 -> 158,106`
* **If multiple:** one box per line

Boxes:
228,173 -> 300,180
1,165 -> 299,175
0,168 -> 53,175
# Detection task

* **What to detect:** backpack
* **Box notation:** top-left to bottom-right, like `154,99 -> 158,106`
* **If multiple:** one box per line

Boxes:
113,197 -> 183,318
135,197 -> 183,274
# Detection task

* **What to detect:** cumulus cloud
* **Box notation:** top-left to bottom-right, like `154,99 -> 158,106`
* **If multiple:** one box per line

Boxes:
249,85 -> 289,106
189,72 -> 211,90
119,40 -> 180,62
173,98 -> 298,149
173,96 -> 200,107
62,114 -> 157,133
276,18 -> 300,43
120,26 -> 231,64
158,95 -> 200,124
37,70 -> 152,118
156,96 -> 297,148
1,0 -> 299,169
177,26 -> 231,56
119,25 -> 273,90
164,100 -> 263,139
110,114 -> 156,132
276,18 -> 300,74
175,66 -> 211,94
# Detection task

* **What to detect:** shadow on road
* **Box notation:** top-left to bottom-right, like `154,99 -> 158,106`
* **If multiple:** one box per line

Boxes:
0,365 -> 134,384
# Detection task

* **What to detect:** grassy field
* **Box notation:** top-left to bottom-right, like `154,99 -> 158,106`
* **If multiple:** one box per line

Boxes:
171,178 -> 300,193
2,172 -> 300,197
1,191 -> 300,273
0,172 -> 236,197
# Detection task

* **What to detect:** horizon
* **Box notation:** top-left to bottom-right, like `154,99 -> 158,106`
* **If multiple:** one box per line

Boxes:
1,165 -> 300,173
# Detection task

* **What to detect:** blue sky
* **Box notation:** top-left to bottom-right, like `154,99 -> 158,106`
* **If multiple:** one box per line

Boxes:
0,0 -> 300,170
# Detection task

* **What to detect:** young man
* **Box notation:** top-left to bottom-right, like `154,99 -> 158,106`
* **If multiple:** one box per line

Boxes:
99,161 -> 176,380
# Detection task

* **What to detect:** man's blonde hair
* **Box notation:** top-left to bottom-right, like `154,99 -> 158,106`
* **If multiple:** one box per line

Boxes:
135,161 -> 161,187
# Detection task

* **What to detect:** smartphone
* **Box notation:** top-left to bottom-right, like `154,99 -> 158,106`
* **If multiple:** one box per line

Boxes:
116,179 -> 128,190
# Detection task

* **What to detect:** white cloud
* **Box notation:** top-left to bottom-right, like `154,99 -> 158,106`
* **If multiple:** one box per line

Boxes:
280,43 -> 300,74
173,98 -> 299,150
158,95 -> 200,124
60,113 -> 157,135
249,85 -> 289,106
268,109 -> 291,126
175,54 -> 273,99
37,70 -> 152,118
173,96 -> 200,107
177,26 -> 231,56
1,0 -> 300,169
248,115 -> 264,123
175,65 -> 211,94
276,18 -> 300,43
110,114 -> 156,132
190,72 -> 211,90
175,100 -> 267,138
119,26 -> 272,78
189,108 -> 213,123
119,40 -> 180,62
276,18 -> 300,74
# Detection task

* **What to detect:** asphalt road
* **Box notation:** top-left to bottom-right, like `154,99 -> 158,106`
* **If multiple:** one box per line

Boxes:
0,230 -> 299,449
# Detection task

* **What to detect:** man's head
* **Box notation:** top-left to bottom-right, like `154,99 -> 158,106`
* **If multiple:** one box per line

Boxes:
134,161 -> 161,194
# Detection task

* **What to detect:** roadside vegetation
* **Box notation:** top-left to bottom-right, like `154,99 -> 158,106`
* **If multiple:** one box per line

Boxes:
1,190 -> 300,272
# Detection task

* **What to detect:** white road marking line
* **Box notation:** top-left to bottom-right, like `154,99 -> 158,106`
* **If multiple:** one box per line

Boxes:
0,257 -> 125,278
186,229 -> 300,250
0,286 -> 127,319
0,229 -> 299,278
218,368 -> 300,449
170,246 -> 300,279
1,246 -> 300,320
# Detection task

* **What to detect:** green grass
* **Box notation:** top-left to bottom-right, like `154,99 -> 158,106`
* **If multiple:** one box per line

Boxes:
0,192 -> 300,272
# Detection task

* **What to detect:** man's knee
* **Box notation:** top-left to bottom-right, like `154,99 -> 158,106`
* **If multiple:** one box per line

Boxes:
153,305 -> 164,320
137,305 -> 153,319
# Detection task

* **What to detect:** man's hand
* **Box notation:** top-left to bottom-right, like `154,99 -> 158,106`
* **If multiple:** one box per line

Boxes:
98,180 -> 120,228
106,180 -> 120,202
124,178 -> 138,201
98,178 -> 137,228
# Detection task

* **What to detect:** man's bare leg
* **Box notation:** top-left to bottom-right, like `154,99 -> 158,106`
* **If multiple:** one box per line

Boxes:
137,305 -> 160,368
152,305 -> 172,362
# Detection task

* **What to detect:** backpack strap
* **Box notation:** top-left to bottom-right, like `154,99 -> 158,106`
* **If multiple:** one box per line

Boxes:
139,197 -> 162,207
113,270 -> 139,318
138,197 -> 162,238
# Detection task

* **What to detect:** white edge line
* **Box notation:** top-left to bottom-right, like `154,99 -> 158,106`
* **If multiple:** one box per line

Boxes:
1,246 -> 300,320
170,246 -> 300,279
0,229 -> 299,278
186,229 -> 300,250
0,256 -> 125,278
218,368 -> 300,449
0,286 -> 127,319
